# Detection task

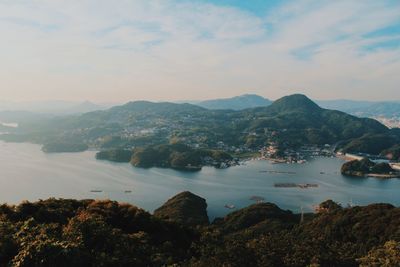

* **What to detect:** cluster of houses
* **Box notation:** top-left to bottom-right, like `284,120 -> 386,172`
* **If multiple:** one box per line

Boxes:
259,144 -> 335,164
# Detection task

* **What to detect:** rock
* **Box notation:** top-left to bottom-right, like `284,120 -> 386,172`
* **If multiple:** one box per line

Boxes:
154,191 -> 209,226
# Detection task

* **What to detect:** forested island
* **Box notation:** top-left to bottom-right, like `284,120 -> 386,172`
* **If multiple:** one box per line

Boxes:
341,158 -> 399,178
0,191 -> 399,266
96,143 -> 236,171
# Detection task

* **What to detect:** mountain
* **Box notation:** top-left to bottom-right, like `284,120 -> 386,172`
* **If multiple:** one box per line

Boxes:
1,94 -> 393,156
196,94 -> 271,110
266,94 -> 321,113
238,94 -> 388,146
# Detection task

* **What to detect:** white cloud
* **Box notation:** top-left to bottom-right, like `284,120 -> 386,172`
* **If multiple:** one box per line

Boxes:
0,0 -> 399,102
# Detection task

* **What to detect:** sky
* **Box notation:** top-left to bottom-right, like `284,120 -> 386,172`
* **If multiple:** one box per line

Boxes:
0,0 -> 399,102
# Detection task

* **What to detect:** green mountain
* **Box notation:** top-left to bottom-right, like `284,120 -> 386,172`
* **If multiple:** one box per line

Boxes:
266,93 -> 321,113
239,94 -> 388,146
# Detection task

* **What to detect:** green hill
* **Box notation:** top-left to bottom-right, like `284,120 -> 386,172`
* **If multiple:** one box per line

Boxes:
239,94 -> 388,146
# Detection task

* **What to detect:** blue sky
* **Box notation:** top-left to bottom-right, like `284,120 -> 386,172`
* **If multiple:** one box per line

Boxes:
0,0 -> 399,102
196,0 -> 283,16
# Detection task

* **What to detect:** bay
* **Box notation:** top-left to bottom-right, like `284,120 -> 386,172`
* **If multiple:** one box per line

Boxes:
1,141 -> 400,219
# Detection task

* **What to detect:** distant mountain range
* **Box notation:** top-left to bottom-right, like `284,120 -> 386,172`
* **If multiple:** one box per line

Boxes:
194,94 -> 272,110
186,94 -> 400,119
0,100 -> 111,114
1,94 -> 399,119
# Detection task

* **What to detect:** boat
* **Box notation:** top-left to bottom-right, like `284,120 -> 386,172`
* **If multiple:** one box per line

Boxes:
124,190 -> 132,193
224,204 -> 236,209
90,190 -> 103,193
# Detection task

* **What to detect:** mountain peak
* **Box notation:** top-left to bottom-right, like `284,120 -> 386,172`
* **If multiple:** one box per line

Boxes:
268,94 -> 321,113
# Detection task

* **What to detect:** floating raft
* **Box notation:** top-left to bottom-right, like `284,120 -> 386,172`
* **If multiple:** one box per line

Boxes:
274,183 -> 318,189
260,170 -> 296,174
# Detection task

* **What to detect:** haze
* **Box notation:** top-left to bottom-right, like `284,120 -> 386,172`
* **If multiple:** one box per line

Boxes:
0,0 -> 399,102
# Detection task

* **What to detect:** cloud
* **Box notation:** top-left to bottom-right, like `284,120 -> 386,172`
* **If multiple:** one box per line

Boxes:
0,0 -> 399,101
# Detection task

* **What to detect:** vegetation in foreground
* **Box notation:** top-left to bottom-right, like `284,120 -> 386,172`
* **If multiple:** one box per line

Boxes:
0,191 -> 399,266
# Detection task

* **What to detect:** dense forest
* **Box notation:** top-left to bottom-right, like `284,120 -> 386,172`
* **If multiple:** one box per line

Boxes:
0,192 -> 399,266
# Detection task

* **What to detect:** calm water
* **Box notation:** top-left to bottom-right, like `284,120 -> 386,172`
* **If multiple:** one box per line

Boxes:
1,141 -> 400,219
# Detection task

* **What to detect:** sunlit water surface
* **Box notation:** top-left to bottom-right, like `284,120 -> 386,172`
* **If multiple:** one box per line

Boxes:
1,141 -> 400,219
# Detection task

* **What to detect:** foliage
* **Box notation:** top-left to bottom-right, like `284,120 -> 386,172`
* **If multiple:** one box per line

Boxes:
96,149 -> 133,162
154,191 -> 209,226
358,240 -> 400,267
0,195 -> 400,266
341,134 -> 398,155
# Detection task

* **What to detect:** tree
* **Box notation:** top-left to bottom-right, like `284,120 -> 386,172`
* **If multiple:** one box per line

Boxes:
358,240 -> 400,267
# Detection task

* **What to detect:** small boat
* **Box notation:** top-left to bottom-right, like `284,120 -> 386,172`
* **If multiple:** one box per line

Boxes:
90,190 -> 103,193
124,190 -> 132,193
224,204 -> 236,209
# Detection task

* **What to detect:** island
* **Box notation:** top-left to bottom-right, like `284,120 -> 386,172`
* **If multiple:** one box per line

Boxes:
95,143 -> 238,171
341,158 -> 400,178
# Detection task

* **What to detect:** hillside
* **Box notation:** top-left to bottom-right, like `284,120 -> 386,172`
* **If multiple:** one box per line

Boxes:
0,193 -> 399,266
